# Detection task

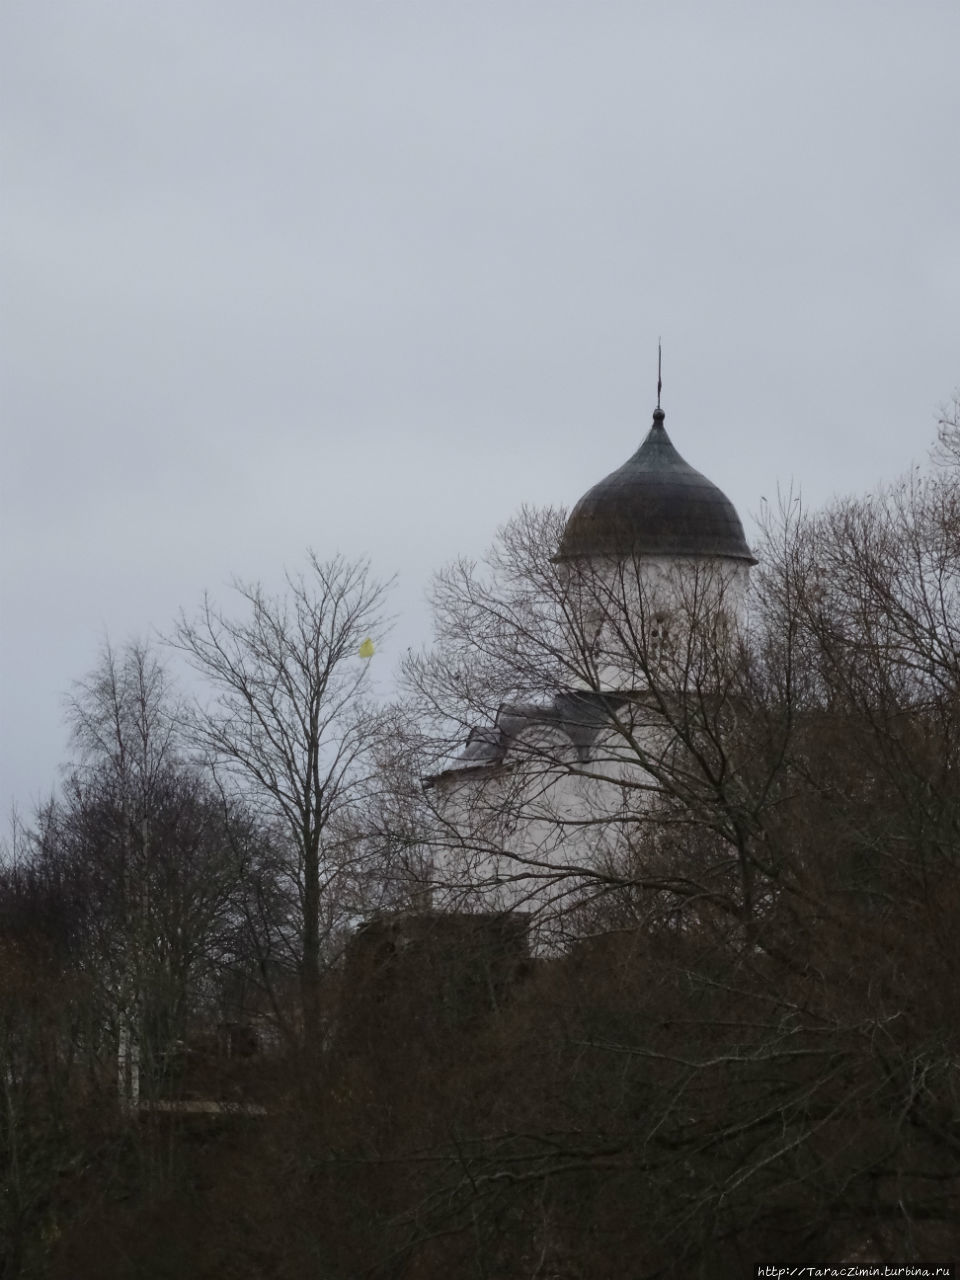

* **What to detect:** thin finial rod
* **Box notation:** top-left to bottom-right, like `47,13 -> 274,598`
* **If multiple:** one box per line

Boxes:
657,340 -> 662,410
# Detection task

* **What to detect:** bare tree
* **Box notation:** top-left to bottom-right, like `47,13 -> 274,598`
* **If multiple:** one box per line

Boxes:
171,552 -> 392,1053
63,640 -> 178,1108
36,640 -> 248,1108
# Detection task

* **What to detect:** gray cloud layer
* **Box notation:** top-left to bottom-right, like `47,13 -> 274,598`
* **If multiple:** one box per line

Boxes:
3,0 -> 958,816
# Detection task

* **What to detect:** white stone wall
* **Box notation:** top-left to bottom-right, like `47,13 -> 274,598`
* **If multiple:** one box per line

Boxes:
430,715 -> 668,945
428,551 -> 753,945
560,553 -> 750,693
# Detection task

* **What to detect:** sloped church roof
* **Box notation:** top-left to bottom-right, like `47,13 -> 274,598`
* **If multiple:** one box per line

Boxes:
556,407 -> 756,564
427,691 -> 618,785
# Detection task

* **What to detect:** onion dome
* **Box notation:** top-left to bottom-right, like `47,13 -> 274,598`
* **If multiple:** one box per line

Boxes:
556,407 -> 756,564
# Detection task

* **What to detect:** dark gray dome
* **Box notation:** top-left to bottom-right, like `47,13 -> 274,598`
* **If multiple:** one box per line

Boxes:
556,408 -> 756,564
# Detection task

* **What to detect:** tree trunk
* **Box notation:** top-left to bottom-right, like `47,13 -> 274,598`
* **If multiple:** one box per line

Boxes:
301,842 -> 322,1055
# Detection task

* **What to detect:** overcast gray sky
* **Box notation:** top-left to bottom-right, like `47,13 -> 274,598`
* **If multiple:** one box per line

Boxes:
2,0 -> 958,820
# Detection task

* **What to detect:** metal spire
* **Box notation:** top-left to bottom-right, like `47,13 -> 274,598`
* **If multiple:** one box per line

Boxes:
656,340 -> 663,414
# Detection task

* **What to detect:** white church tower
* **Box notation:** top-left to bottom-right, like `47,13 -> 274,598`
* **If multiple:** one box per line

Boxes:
554,400 -> 756,692
428,390 -> 756,936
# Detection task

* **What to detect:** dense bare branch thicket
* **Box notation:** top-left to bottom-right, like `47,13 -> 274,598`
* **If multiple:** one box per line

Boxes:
380,438 -> 960,1271
2,425 -> 959,1277
0,643 -> 268,1277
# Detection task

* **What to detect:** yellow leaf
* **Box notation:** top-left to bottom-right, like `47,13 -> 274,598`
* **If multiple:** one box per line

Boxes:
358,637 -> 375,659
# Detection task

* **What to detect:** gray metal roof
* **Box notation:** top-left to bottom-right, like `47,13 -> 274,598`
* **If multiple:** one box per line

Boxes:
427,691 -> 627,785
556,408 -> 756,564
